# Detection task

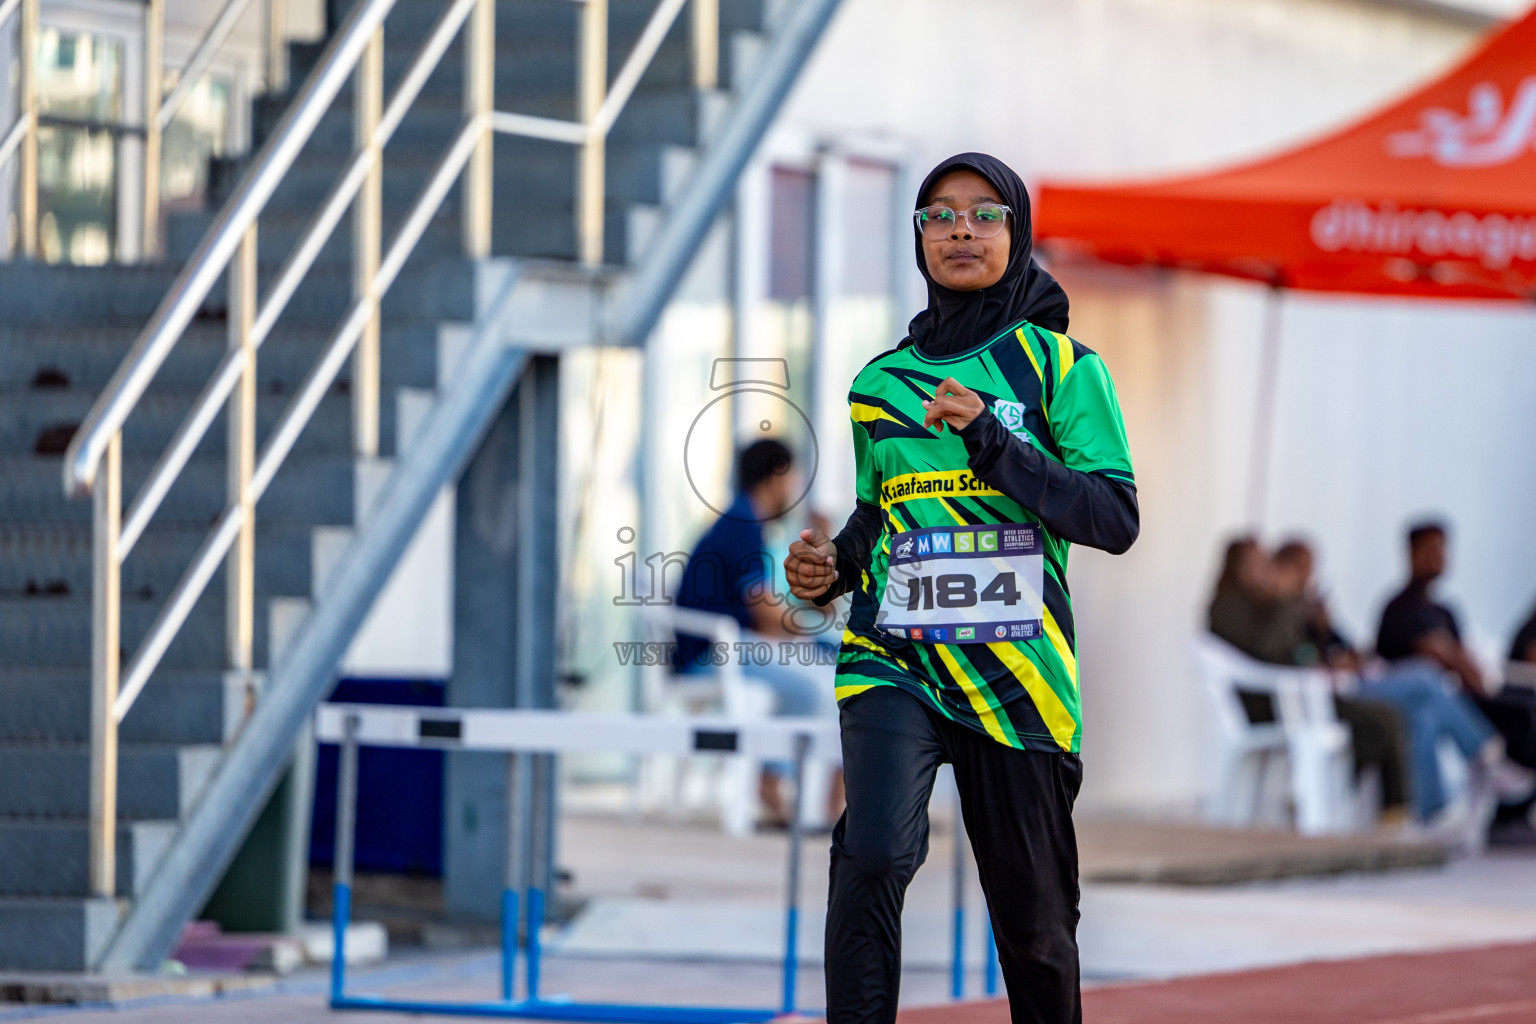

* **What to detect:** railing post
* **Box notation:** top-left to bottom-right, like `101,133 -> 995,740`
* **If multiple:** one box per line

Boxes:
577,0 -> 606,265
227,224 -> 258,672
266,0 -> 289,94
17,0 -> 38,258
462,0 -> 493,259
352,27 -> 383,458
691,0 -> 717,91
143,0 -> 164,257
89,434 -> 122,899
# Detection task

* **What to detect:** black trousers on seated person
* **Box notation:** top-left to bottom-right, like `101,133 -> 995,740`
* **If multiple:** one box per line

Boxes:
825,686 -> 1083,1024
1476,686 -> 1536,821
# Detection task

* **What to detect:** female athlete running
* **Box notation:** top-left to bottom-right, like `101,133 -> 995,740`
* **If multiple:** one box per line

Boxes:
783,152 -> 1138,1024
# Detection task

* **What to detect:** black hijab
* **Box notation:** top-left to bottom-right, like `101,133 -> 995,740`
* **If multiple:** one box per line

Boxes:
906,152 -> 1070,357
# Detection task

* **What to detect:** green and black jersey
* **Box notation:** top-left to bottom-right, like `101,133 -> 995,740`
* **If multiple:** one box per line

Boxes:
828,319 -> 1136,753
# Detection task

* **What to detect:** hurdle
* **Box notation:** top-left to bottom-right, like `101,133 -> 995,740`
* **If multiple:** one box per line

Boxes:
316,702 -> 1001,1020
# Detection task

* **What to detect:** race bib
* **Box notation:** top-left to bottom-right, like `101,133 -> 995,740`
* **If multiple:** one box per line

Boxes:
876,524 -> 1044,644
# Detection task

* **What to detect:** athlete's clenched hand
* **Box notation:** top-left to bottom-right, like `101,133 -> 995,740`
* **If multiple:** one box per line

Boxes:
785,528 -> 838,599
922,377 -> 985,433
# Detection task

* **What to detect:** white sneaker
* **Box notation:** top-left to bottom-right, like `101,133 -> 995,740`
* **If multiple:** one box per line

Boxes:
1430,782 -> 1497,856
1481,758 -> 1536,803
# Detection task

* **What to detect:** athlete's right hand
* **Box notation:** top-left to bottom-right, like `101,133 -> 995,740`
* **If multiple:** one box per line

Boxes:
785,528 -> 838,600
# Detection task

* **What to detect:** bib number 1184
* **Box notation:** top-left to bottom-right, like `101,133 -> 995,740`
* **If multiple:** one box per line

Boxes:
904,570 -> 1023,611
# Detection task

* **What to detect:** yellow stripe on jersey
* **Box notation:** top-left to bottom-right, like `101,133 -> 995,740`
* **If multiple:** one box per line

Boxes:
851,402 -> 905,427
842,628 -> 910,670
937,497 -> 968,525
986,641 -> 1078,751
1051,331 -> 1076,384
935,644 -> 1011,746
1015,327 -> 1045,383
1042,607 -> 1078,691
880,469 -> 1004,507
835,682 -> 879,701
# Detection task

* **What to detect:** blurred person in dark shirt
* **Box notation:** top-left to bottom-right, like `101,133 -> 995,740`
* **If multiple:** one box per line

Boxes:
1374,522 -> 1536,826
1378,523 -> 1536,833
674,439 -> 842,826
1376,523 -> 1536,765
1509,603 -> 1536,687
1207,534 -> 1531,830
1278,536 -> 1531,828
1500,606 -> 1536,835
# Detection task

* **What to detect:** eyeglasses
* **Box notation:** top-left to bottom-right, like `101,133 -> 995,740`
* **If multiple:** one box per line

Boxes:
914,203 -> 1011,241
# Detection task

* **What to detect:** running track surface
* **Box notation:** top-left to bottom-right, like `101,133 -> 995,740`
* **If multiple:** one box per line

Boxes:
894,941 -> 1536,1024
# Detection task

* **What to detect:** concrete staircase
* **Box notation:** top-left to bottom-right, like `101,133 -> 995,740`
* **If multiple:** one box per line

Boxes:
0,0 -> 778,970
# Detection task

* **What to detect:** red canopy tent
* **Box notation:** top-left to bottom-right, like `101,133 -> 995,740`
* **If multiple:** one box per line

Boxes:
1034,7 -> 1536,519
1036,7 -> 1536,301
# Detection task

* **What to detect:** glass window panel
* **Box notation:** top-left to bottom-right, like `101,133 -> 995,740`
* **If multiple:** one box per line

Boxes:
162,75 -> 231,212
815,160 -> 900,519
841,159 -> 896,297
759,167 -> 817,483
34,28 -> 122,263
36,28 -> 122,122
36,124 -> 117,264
769,166 -> 814,302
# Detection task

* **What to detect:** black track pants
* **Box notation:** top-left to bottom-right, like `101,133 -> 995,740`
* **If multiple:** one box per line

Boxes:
824,686 -> 1084,1024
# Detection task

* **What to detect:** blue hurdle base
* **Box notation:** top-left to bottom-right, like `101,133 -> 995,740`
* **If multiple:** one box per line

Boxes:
324,718 -> 834,1023
331,995 -> 784,1023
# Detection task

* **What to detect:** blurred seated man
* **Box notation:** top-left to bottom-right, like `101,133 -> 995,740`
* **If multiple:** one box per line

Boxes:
1207,538 -> 1410,824
1499,602 -> 1536,836
673,439 -> 842,827
1374,521 -> 1535,823
1510,603 -> 1536,681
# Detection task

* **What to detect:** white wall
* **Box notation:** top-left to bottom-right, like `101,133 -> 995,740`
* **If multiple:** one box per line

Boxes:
774,0 -> 1536,812
781,0 -> 1489,184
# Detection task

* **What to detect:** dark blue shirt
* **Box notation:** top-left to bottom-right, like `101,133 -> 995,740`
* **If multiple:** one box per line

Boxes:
673,493 -> 771,670
1376,583 -> 1460,663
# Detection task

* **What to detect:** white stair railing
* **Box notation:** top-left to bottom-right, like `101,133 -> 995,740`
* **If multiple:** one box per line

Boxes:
61,0 -> 719,903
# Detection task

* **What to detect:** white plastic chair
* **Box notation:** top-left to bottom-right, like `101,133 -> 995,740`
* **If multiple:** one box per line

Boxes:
635,605 -> 773,836
1192,633 -> 1363,835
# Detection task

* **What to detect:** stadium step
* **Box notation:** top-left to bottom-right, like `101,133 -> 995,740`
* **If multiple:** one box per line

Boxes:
0,521 -> 314,601
0,897 -> 121,972
0,321 -> 443,391
0,668 -> 251,745
0,743 -> 222,820
0,819 -> 179,898
0,0 -> 787,972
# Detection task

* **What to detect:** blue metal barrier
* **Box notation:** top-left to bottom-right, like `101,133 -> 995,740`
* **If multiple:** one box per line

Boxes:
324,708 -> 815,1023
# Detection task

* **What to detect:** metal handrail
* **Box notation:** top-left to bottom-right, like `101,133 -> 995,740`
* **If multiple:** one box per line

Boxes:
158,0 -> 269,133
64,0 -> 707,497
0,114 -> 25,168
61,0 -> 721,902
117,0 -> 482,560
115,114 -> 489,720
113,1 -> 485,720
63,0 -> 403,497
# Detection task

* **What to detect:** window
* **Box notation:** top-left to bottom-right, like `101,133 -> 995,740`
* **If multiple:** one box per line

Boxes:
34,27 -> 123,264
